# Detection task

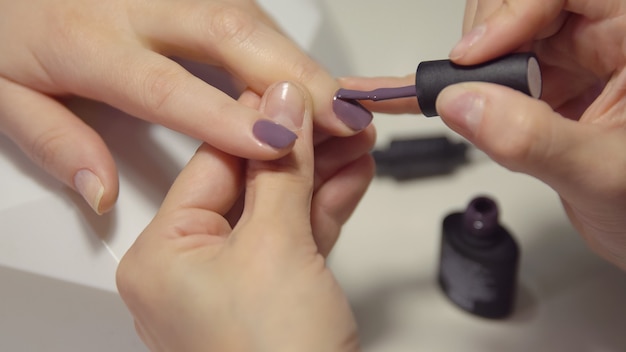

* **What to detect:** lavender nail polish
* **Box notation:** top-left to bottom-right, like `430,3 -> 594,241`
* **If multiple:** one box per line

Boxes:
253,120 -> 297,149
332,96 -> 373,131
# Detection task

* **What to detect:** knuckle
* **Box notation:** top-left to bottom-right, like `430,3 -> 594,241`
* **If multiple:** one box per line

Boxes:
287,58 -> 323,86
29,127 -> 69,176
139,64 -> 185,116
45,9 -> 81,44
205,4 -> 258,47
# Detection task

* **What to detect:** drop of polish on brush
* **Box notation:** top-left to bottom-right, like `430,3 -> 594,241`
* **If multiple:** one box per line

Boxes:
332,95 -> 374,131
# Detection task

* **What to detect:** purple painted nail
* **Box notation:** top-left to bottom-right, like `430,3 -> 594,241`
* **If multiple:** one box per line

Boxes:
253,120 -> 297,149
332,96 -> 374,131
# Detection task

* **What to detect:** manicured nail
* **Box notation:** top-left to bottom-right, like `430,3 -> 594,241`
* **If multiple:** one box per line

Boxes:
253,82 -> 305,148
332,96 -> 373,131
439,85 -> 485,134
253,120 -> 297,149
74,169 -> 105,214
449,24 -> 486,60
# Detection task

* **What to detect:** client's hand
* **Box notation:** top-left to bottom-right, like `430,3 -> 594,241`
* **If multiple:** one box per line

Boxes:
116,82 -> 372,352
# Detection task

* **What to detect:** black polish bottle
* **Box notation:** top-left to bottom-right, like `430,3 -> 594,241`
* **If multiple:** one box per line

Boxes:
437,196 -> 520,319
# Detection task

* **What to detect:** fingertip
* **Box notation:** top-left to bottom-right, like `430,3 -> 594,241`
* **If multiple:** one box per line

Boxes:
449,1 -> 564,65
437,83 -> 486,139
299,79 -> 373,137
332,97 -> 373,132
74,167 -> 119,215
449,24 -> 488,62
0,79 -> 120,215
251,81 -> 314,170
251,81 -> 309,151
66,136 -> 119,215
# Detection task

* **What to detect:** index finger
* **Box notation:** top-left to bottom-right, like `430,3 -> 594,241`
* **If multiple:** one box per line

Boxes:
452,0 -> 566,63
132,1 -> 371,136
158,143 -> 243,218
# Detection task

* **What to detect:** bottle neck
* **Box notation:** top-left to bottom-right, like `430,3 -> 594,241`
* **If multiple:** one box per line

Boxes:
461,196 -> 501,247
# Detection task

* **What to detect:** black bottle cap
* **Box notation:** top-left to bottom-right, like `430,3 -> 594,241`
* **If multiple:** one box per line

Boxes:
371,135 -> 469,180
415,52 -> 542,117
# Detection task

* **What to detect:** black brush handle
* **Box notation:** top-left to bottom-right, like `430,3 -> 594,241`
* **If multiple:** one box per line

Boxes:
415,52 -> 542,117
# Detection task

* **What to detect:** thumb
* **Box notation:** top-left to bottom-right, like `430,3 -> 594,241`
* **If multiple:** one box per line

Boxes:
436,82 -> 597,195
238,81 -> 314,234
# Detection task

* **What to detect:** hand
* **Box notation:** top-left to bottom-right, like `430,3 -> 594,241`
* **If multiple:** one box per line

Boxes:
116,82 -> 373,352
340,1 -> 626,270
0,0 -> 371,214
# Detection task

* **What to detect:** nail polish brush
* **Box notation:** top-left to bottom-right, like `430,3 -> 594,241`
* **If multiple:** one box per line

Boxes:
336,52 -> 542,117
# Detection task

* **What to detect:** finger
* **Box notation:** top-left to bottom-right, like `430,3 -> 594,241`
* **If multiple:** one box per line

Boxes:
312,154 -> 375,257
462,0 -> 480,33
117,141 -> 244,336
156,83 -> 264,230
159,143 -> 243,215
467,0 -> 569,40
465,0 -> 502,30
449,0 -> 565,63
237,81 -> 315,234
131,2 -> 367,136
338,76 -> 420,115
161,88 -> 262,231
154,143 -> 243,240
0,78 -> 118,214
313,125 -> 376,191
435,82 -> 612,198
310,125 -> 376,255
62,43 -> 300,160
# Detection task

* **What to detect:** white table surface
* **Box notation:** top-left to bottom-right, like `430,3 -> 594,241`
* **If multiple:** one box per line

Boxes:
1,1 -> 626,351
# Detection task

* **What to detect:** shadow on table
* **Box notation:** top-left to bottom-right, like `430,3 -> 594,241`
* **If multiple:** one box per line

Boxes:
349,219 -> 626,351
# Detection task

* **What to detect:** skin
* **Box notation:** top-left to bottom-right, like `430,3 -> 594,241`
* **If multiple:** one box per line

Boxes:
1,1 -> 375,349
341,0 -> 626,271
116,82 -> 372,352
0,0 -> 363,213
117,2 -> 626,350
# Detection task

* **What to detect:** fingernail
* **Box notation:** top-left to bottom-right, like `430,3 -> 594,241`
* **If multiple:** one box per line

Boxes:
253,120 -> 297,149
449,24 -> 486,60
332,96 -> 373,131
74,169 -> 105,214
253,82 -> 305,149
439,85 -> 485,134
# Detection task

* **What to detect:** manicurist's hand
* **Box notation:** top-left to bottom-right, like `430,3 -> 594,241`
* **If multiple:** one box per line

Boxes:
116,81 -> 373,352
0,0 -> 372,214
341,0 -> 626,270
